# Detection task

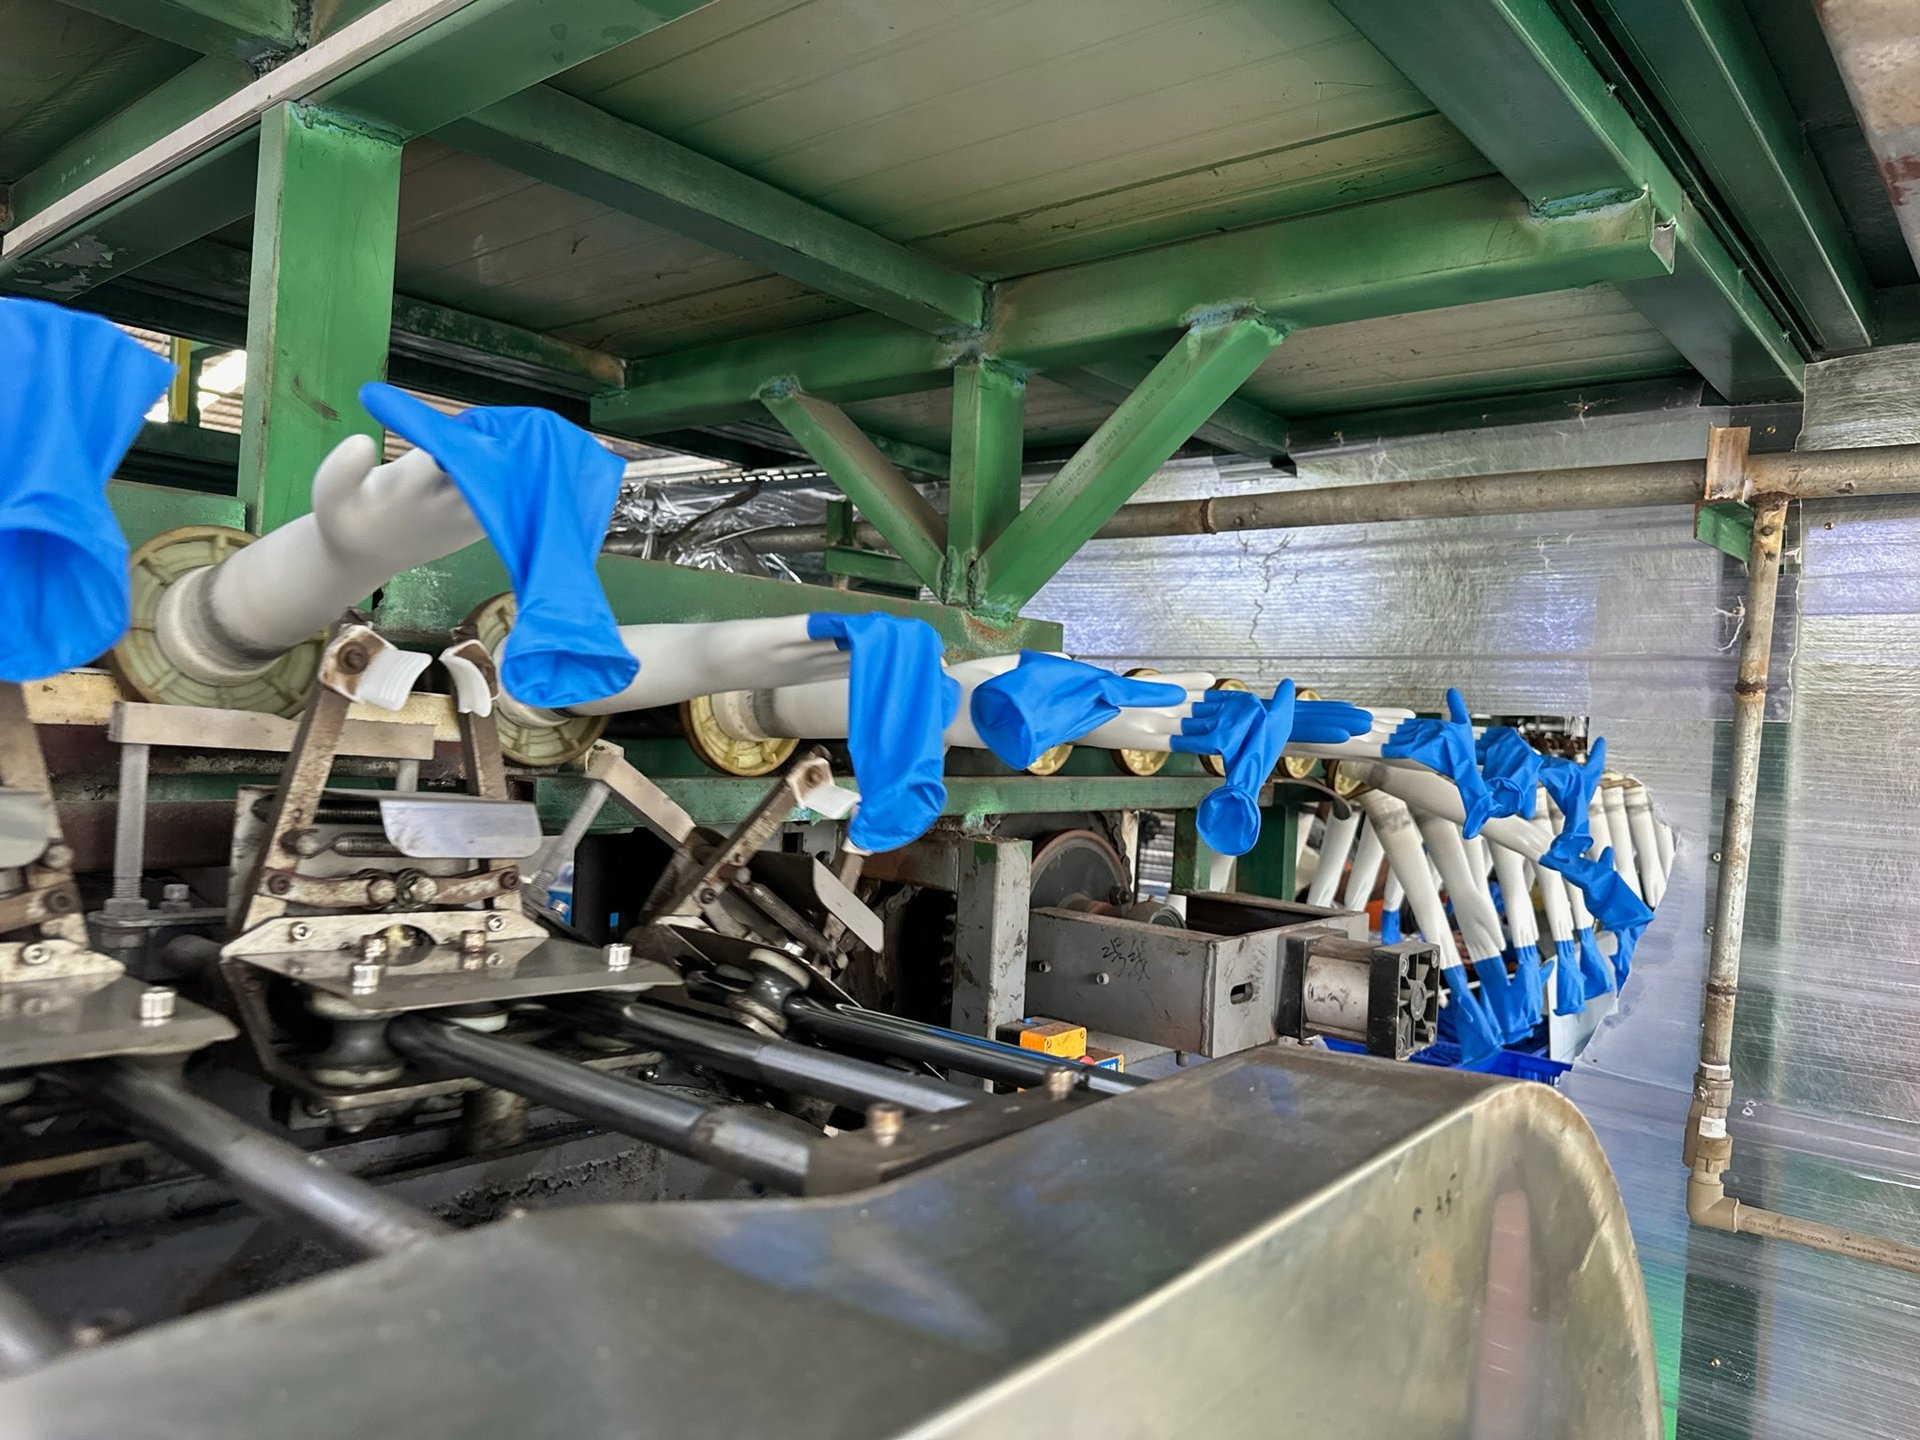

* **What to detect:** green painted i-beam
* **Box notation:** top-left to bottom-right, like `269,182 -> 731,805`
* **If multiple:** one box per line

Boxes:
239,103 -> 401,535
978,315 -> 1287,611
759,383 -> 949,591
944,359 -> 1027,605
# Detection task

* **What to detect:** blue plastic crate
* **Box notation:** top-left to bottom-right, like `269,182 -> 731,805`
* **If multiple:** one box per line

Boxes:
1322,1037 -> 1569,1086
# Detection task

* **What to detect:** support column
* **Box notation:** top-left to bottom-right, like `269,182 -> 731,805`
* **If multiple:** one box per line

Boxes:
943,359 -> 1025,605
951,837 -> 1032,1043
1235,802 -> 1299,901
979,313 -> 1287,611
240,103 -> 402,535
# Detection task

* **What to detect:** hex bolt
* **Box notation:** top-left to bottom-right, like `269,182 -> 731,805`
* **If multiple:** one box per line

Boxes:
337,645 -> 368,674
866,1102 -> 905,1147
349,960 -> 384,994
289,922 -> 313,942
137,986 -> 177,1025
19,944 -> 48,966
1043,1067 -> 1076,1101
604,942 -> 632,972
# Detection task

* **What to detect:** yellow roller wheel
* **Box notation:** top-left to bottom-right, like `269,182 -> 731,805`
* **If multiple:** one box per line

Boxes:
465,593 -> 608,767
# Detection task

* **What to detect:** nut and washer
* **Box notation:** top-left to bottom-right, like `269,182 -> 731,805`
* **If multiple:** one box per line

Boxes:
138,986 -> 177,1025
604,942 -> 632,972
866,1102 -> 906,1147
349,960 -> 384,994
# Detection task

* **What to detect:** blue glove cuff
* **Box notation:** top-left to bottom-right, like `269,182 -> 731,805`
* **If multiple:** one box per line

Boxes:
1552,937 -> 1586,1015
1196,786 -> 1261,857
1577,926 -> 1614,997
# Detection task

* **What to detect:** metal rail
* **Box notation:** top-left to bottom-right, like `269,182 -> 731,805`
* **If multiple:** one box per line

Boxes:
387,1016 -> 816,1192
784,999 -> 1146,1097
734,442 -> 1920,555
555,997 -> 979,1114
59,1062 -> 448,1258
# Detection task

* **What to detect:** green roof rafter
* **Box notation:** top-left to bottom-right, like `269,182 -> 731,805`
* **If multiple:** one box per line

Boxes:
56,0 -> 300,64
593,176 -> 1672,436
443,86 -> 987,334
1328,0 -> 1804,400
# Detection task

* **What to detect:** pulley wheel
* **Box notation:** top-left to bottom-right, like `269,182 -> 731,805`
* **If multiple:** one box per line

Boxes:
681,693 -> 798,777
1109,667 -> 1170,777
465,593 -> 608,767
1030,829 -> 1130,913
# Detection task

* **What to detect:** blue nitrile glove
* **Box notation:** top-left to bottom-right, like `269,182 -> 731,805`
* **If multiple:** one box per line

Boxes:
1608,923 -> 1646,988
1476,726 -> 1543,820
1577,926 -> 1614,998
0,300 -> 172,681
1290,698 -> 1373,745
807,612 -> 959,854
1437,963 -> 1502,1066
1539,738 -> 1607,847
1382,688 -> 1496,838
970,653 -> 1184,771
1509,942 -> 1545,1034
1540,834 -> 1655,936
1380,907 -> 1402,944
1472,952 -> 1532,1046
1171,680 -> 1296,856
361,384 -> 635,709
1551,937 -> 1587,1015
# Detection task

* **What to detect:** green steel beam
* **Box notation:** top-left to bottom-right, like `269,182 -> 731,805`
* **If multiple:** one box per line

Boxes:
1328,0 -> 1802,401
977,316 -> 1288,612
374,549 -> 1060,659
1581,0 -> 1873,352
239,104 -> 401,534
943,359 -> 1026,605
595,176 -> 1670,435
823,546 -> 923,593
1051,361 -> 1291,456
645,773 -> 1231,830
444,86 -> 985,334
0,0 -> 713,296
109,479 -> 247,544
758,384 -> 948,591
56,0 -> 298,62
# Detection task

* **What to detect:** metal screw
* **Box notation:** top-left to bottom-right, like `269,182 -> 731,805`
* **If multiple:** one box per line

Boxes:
266,874 -> 292,896
1043,1067 -> 1075,1100
1030,960 -> 1052,974
289,922 -> 312,942
497,869 -> 519,891
44,891 -> 74,915
137,986 -> 176,1025
697,887 -> 719,905
1094,971 -> 1111,986
19,944 -> 47,966
485,952 -> 502,967
337,645 -> 368,674
485,914 -> 504,932
1711,852 -> 1722,863
866,1102 -> 905,1147
604,942 -> 632,972
349,960 -> 383,993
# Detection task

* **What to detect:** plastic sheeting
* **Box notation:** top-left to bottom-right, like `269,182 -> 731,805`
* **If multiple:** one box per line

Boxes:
1032,394 -> 1920,1439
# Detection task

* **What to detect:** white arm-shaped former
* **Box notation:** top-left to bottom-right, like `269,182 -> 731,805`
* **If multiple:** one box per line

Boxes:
1342,761 -> 1546,861
1622,779 -> 1666,906
1414,813 -> 1507,963
565,616 -> 854,717
1282,707 -> 1415,762
1543,799 -> 1599,932
1353,790 -> 1461,967
1343,820 -> 1386,912
1304,806 -> 1362,908
1073,672 -> 1215,751
1489,843 -> 1541,951
1600,785 -> 1645,900
157,436 -> 482,684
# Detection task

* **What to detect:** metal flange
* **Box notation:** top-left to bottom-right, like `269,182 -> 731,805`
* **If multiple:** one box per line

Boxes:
464,592 -> 608,767
682,692 -> 797,777
1110,667 -> 1170,776
115,526 -> 322,717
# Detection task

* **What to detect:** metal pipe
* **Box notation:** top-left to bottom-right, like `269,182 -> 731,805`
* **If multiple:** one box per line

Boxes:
387,1016 -> 815,1192
59,1062 -> 447,1258
734,443 -> 1920,555
0,1281 -> 65,1376
1684,495 -> 1920,1273
555,996 -> 978,1113
109,743 -> 149,904
783,998 -> 1146,1097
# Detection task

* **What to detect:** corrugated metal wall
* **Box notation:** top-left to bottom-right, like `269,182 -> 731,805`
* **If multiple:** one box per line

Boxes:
1031,406 -> 1920,1438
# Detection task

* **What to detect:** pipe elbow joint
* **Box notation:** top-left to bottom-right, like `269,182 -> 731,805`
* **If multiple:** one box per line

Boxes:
1687,1168 -> 1741,1231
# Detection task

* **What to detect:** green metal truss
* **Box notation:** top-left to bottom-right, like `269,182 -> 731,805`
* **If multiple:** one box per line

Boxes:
594,176 -> 1670,434
442,85 -> 986,335
1328,0 -> 1805,401
55,0 -> 299,63
1050,361 -> 1292,457
943,359 -> 1026,605
978,314 -> 1289,612
758,383 -> 950,591
239,103 -> 400,533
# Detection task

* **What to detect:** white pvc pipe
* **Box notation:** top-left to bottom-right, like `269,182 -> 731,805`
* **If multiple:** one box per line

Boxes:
1524,805 -> 1578,947
1382,870 -> 1406,924
1343,820 -> 1386,912
157,437 -> 482,683
1305,806 -> 1362,908
1623,779 -> 1666,906
1464,832 -> 1493,887
1600,784 -> 1645,899
1354,790 -> 1461,966
1415,813 -> 1506,963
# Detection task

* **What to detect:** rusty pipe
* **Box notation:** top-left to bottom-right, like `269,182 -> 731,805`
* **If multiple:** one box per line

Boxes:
727,443 -> 1920,556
